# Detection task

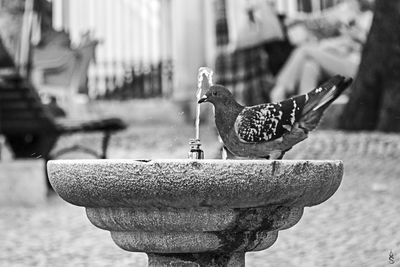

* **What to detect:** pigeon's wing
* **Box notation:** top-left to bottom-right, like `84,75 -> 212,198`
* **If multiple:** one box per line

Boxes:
234,98 -> 305,143
234,103 -> 283,143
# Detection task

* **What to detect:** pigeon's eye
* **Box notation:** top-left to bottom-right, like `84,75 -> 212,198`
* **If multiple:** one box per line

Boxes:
212,91 -> 217,96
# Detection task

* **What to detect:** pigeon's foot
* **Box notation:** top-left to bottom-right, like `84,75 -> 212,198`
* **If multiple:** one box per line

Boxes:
267,151 -> 286,160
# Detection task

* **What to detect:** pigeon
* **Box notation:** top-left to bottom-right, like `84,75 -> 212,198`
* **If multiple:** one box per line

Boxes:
198,75 -> 353,159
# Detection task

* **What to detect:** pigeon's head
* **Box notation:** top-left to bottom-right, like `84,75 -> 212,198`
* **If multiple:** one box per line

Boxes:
198,85 -> 235,106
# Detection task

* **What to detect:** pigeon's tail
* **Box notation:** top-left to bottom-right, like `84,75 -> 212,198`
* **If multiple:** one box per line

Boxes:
299,75 -> 353,132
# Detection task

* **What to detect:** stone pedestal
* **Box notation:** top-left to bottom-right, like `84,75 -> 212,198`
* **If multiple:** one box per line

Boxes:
48,159 -> 343,266
148,252 -> 245,266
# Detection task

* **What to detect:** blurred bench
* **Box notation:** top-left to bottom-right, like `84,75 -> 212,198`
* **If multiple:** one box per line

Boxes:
0,37 -> 127,193
0,72 -> 126,161
0,29 -> 127,158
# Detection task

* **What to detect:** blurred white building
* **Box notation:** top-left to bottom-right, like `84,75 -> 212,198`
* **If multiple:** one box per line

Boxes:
51,0 -> 341,99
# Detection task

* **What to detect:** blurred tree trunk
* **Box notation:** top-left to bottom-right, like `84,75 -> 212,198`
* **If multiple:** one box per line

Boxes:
339,0 -> 400,131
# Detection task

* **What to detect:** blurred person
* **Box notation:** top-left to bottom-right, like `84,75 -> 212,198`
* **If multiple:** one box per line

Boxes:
214,0 -> 288,105
270,0 -> 374,102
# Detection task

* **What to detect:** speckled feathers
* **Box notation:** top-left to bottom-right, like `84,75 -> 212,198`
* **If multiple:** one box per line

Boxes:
235,96 -> 306,142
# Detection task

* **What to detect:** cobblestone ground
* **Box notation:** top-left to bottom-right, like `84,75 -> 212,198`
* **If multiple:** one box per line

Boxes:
1,100 -> 400,267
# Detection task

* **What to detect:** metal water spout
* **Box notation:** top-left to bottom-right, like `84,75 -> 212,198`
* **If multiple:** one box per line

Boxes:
188,139 -> 204,159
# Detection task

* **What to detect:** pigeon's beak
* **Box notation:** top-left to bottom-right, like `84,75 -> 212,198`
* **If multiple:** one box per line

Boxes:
198,95 -> 208,104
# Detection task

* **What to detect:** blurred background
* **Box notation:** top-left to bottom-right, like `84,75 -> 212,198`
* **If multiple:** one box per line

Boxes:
0,0 -> 400,266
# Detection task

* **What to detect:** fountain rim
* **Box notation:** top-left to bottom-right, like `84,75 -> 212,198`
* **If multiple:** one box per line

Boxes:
47,159 -> 343,209
47,158 -> 343,165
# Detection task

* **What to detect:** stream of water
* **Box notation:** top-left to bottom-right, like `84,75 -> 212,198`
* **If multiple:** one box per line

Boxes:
195,67 -> 214,140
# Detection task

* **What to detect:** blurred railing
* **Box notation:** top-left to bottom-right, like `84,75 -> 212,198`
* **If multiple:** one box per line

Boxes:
95,61 -> 173,100
52,0 -> 173,99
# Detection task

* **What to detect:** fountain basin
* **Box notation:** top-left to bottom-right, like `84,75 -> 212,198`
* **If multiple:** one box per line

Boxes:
48,159 -> 343,266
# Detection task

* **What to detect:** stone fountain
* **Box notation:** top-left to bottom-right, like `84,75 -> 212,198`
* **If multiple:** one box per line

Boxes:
47,68 -> 343,266
48,159 -> 342,266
